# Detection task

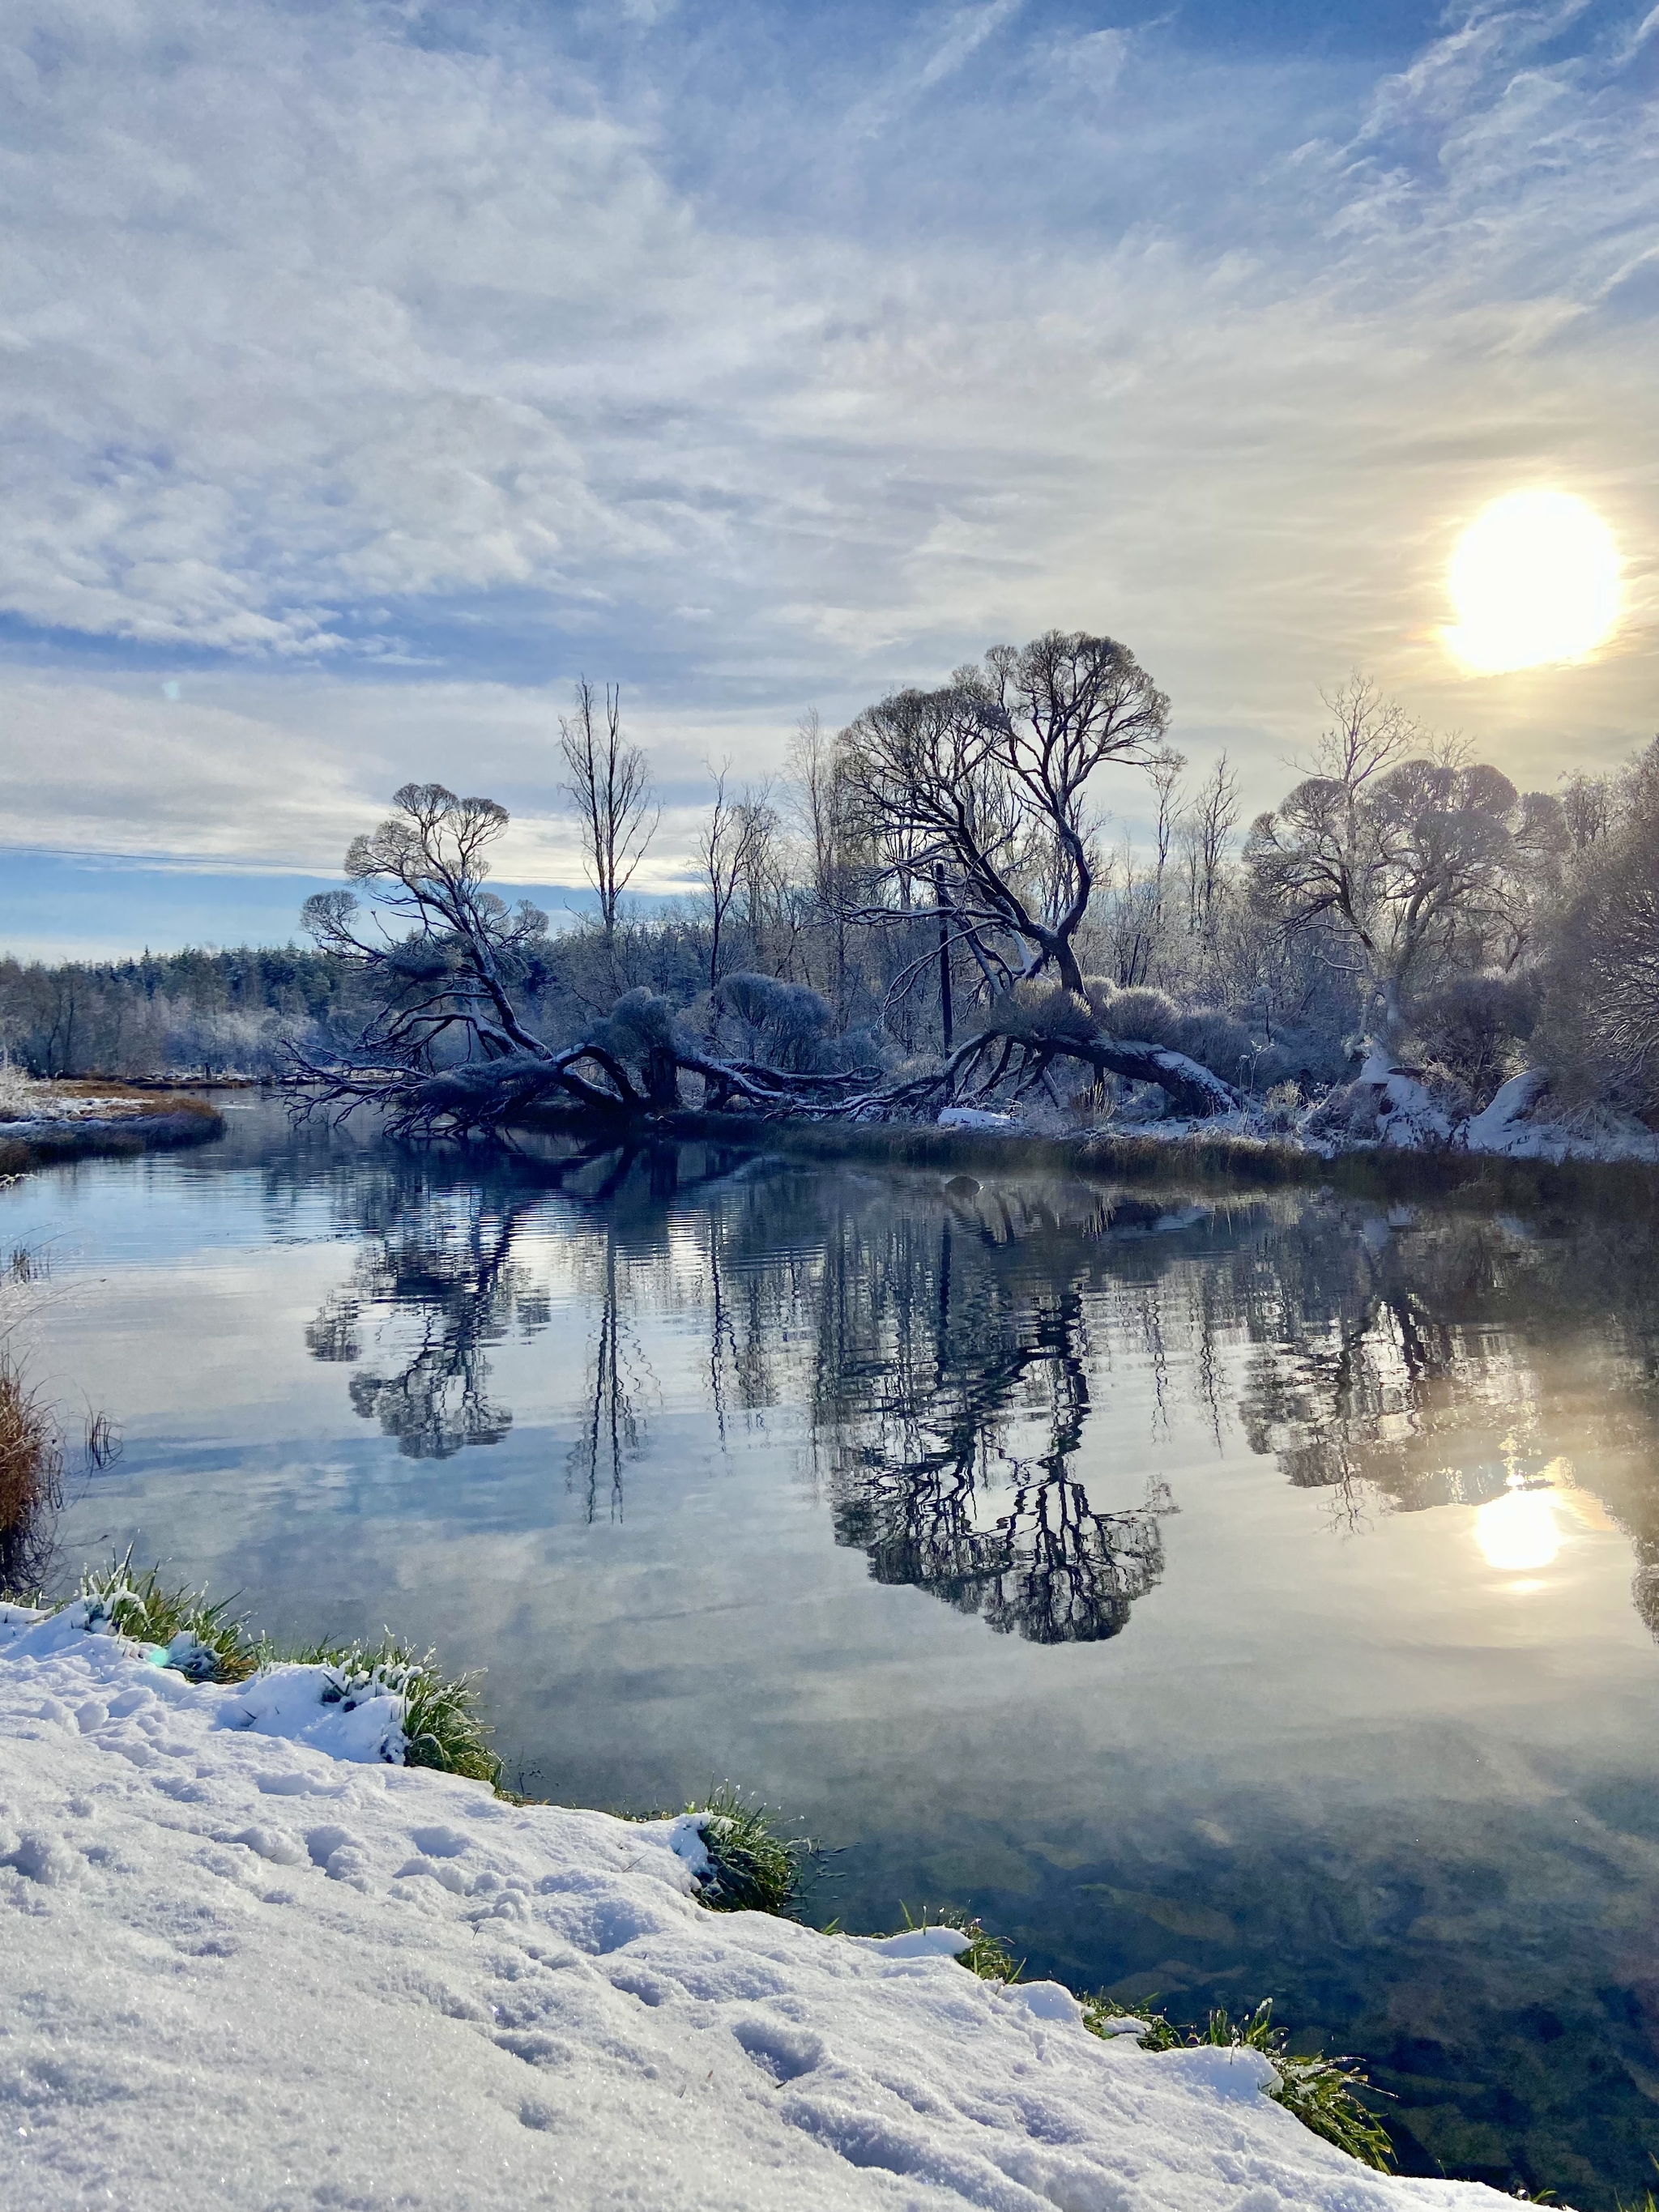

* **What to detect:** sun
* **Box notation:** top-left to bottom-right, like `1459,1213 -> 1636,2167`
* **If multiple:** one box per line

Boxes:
1445,488 -> 1622,675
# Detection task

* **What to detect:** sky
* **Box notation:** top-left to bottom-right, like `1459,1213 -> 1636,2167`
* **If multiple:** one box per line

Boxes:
1,0 -> 1655,957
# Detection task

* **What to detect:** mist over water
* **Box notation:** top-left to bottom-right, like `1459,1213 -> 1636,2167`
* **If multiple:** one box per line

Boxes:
6,1098 -> 1659,2205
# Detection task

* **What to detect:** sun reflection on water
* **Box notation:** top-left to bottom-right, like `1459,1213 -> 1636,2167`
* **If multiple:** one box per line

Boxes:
1474,1481 -> 1562,1575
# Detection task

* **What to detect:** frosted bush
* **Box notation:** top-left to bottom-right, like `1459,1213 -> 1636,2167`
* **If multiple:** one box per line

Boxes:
0,1051 -> 47,1116
1094,987 -> 1181,1048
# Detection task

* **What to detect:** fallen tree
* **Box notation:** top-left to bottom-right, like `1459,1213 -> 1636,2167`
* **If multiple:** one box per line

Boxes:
289,782 -> 1244,1136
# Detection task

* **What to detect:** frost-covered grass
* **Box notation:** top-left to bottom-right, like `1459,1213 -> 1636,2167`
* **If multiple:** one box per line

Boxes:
1191,2001 -> 1394,2172
0,1080 -> 224,1178
1068,1996 -> 1394,2172
0,1052 -> 46,1118
79,1555 -> 260,1683
44,1557 -> 504,1786
680,1784 -> 808,1916
895,1905 -> 1023,1986
282,1633 -> 502,1786
889,1917 -> 1395,2176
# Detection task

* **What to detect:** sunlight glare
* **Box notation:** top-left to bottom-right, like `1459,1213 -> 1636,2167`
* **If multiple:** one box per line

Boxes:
1445,489 -> 1621,674
1474,1483 -> 1562,1575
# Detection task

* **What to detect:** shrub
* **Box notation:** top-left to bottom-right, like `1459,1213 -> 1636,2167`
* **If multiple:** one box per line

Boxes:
1094,987 -> 1181,1048
1410,974 -> 1538,1108
597,987 -> 679,1068
715,973 -> 838,1072
1172,1008 -> 1257,1085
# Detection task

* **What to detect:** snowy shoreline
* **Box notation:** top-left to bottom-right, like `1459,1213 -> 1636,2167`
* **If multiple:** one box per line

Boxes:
1,1603 -> 1525,2211
0,1085 -> 224,1176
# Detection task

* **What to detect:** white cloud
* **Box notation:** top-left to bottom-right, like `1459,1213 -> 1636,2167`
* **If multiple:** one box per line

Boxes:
0,0 -> 1653,880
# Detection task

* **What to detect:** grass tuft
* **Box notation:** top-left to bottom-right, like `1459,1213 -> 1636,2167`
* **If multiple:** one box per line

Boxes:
285,1634 -> 501,1785
1081,1994 -> 1184,2050
897,1903 -> 1023,1984
684,1785 -> 808,1916
69,1557 -> 499,1783
79,1552 -> 259,1681
1098,1997 -> 1394,2171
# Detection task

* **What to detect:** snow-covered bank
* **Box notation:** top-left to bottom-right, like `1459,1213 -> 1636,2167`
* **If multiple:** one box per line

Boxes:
0,1079 -> 223,1176
0,1609 -> 1525,2212
929,1051 -> 1659,1170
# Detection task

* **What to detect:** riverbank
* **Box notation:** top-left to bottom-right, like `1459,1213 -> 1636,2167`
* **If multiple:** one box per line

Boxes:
0,1077 -> 223,1175
637,1106 -> 1659,1218
2,1596 -> 1521,2212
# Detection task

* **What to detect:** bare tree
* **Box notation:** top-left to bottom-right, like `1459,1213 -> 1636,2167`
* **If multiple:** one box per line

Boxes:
1245,680 -> 1535,1047
787,709 -> 860,1019
843,630 -> 1171,996
695,767 -> 748,993
297,783 -> 649,1126
295,782 -> 886,1132
1182,752 -> 1239,938
558,679 -> 659,952
1539,738 -> 1659,1113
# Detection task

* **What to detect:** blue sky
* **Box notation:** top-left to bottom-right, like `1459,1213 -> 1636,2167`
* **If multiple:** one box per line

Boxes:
1,0 -> 1654,957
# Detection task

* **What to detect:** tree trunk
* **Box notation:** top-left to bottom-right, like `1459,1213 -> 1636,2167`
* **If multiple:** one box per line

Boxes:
934,863 -> 953,1051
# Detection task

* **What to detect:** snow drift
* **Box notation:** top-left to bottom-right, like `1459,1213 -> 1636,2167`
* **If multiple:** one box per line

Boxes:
1,1605 -> 1525,2211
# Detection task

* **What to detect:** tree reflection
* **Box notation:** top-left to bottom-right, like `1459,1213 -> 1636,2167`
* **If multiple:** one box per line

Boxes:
308,1191 -> 539,1457
808,1206 -> 1174,1643
302,1140 -> 720,1469
299,1131 -> 1659,1647
565,1239 -> 650,1521
1230,1205 -> 1659,1632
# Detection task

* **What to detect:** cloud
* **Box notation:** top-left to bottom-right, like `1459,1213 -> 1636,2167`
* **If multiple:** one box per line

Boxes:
0,665 -> 800,895
915,0 -> 1026,92
0,0 -> 1653,886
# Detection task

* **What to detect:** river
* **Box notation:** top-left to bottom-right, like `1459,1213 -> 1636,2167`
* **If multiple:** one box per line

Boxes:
5,1095 -> 1657,2205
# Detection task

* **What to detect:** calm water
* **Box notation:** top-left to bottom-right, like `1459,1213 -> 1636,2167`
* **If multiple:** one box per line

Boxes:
6,1099 -> 1659,2205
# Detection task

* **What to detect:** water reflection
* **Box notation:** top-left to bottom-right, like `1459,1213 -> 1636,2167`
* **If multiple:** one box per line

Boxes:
19,1109 -> 1659,2206
1475,1479 -> 1563,1574
301,1143 -> 1659,1647
308,1191 -> 547,1457
814,1218 -> 1170,1641
305,1152 -> 1186,1639
1227,1207 -> 1659,1631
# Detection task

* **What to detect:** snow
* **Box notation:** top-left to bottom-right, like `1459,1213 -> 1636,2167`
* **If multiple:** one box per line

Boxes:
1460,1069 -> 1659,1162
1042,1047 -> 1659,1166
938,1106 -> 1019,1131
0,1609 -> 1526,2212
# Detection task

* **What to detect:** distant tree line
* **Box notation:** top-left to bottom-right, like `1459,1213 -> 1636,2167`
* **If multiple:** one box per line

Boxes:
0,944 -> 352,1081
4,632 -> 1656,1134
